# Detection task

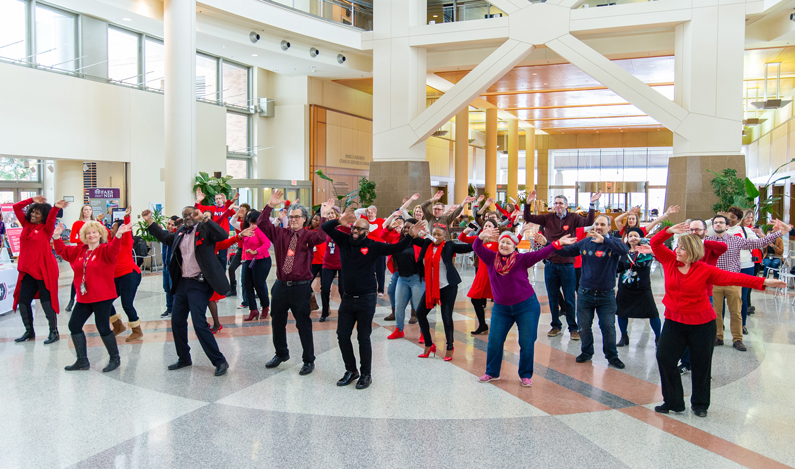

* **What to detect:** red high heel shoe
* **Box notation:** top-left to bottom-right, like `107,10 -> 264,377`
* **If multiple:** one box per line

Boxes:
418,343 -> 436,358
261,307 -> 269,320
211,324 -> 223,334
243,310 -> 260,322
444,346 -> 454,362
418,335 -> 425,344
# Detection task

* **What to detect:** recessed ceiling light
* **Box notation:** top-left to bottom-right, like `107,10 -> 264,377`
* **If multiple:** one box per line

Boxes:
433,14 -> 438,17
543,83 -> 548,85
122,17 -> 132,21
252,54 -> 258,57
222,46 -> 228,48
532,73 -> 537,76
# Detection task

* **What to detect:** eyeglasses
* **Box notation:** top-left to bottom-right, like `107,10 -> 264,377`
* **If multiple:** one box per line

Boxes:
288,215 -> 304,220
351,226 -> 368,232
553,202 -> 566,206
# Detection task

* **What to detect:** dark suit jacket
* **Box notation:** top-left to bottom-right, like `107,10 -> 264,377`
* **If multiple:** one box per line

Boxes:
148,220 -> 231,295
412,238 -> 473,288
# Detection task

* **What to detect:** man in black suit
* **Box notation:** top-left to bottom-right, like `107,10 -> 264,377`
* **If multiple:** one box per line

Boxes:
142,206 -> 231,376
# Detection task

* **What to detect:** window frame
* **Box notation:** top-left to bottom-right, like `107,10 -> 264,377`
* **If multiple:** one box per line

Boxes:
106,24 -> 142,87
32,1 -> 80,74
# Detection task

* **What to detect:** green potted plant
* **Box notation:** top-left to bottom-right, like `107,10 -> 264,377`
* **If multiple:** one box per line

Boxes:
358,176 -> 377,207
193,172 -> 234,205
314,170 -> 361,212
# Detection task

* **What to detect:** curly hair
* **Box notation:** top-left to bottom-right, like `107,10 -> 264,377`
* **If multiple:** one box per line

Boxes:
24,202 -> 52,224
79,220 -> 109,244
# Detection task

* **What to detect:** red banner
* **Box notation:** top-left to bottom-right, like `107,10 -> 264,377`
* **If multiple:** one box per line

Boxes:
1,204 -> 22,257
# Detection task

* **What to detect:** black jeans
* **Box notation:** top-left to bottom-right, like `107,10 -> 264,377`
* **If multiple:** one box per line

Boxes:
243,257 -> 271,311
69,299 -> 114,336
657,318 -> 716,412
320,268 -> 345,316
110,271 -> 141,322
337,292 -> 377,375
18,274 -> 51,307
228,248 -> 243,288
577,288 -> 618,360
271,281 -> 314,363
374,256 -> 386,294
172,278 -> 226,366
216,248 -> 228,270
311,264 -> 322,281
416,285 -> 458,350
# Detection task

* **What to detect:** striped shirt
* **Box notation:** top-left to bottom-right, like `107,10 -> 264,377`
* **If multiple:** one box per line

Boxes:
704,231 -> 782,273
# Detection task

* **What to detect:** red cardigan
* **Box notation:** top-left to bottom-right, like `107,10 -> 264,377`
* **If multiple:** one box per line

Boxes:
55,237 -> 122,304
650,230 -> 764,325
114,216 -> 141,278
12,198 -> 61,313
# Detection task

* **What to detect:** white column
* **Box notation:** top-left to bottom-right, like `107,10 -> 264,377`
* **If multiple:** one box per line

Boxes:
164,0 -> 197,213
53,159 -> 84,223
507,119 -> 519,201
454,108 -> 470,204
525,127 -> 535,193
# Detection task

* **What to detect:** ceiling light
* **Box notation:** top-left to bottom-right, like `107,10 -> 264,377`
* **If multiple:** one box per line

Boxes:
310,47 -> 320,58
280,40 -> 291,51
122,17 -> 132,21
222,46 -> 228,48
309,66 -> 316,69
543,83 -> 548,85
252,54 -> 258,57
433,14 -> 438,17
532,73 -> 537,76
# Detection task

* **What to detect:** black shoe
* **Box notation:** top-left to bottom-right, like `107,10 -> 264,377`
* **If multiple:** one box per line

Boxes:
265,355 -> 289,369
167,360 -> 192,370
355,374 -> 372,389
608,357 -> 625,369
747,306 -> 755,315
337,370 -> 360,386
214,361 -> 229,376
100,333 -> 121,372
161,310 -> 171,318
319,315 -> 328,323
575,353 -> 591,363
678,364 -> 691,375
103,357 -> 121,373
470,326 -> 489,335
43,329 -> 59,345
654,404 -> 685,414
227,291 -> 237,297
714,337 -> 724,346
693,409 -> 708,418
65,333 -> 90,371
14,330 -> 35,343
742,326 -> 748,335
616,334 -> 629,347
65,299 -> 74,312
299,362 -> 315,375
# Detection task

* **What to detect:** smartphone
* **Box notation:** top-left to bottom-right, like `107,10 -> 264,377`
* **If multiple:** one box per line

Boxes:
468,222 -> 479,230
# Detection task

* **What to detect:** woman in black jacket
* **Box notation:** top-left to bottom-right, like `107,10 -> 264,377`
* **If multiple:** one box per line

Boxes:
414,223 -> 473,361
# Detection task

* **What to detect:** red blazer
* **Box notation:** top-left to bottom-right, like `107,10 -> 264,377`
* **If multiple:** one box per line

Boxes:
12,198 -> 61,313
55,237 -> 122,304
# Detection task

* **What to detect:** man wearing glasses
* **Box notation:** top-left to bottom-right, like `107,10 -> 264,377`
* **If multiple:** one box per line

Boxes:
524,190 -> 601,339
420,190 -> 475,240
257,190 -> 330,376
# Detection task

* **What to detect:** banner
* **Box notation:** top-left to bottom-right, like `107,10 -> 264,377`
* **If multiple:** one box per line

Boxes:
1,204 -> 22,257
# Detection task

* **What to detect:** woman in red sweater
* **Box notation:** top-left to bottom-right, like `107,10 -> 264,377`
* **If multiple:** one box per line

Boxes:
107,208 -> 144,342
650,222 -> 785,418
12,196 -> 64,344
54,220 -> 131,372
65,204 -> 95,312
320,208 -> 343,322
458,219 -> 500,335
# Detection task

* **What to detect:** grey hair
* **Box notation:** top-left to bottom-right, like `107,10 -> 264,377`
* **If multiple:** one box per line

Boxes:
183,205 -> 196,213
554,195 -> 568,204
289,203 -> 310,220
368,205 -> 377,210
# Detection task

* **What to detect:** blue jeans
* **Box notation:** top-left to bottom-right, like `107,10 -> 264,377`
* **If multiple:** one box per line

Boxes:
388,271 -> 399,307
740,266 -> 754,327
577,288 -> 618,360
485,295 -> 541,379
763,257 -> 781,278
394,274 -> 424,331
544,262 -> 577,331
163,267 -> 173,312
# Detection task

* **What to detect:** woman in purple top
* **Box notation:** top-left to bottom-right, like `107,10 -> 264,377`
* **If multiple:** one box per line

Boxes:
473,227 -> 575,387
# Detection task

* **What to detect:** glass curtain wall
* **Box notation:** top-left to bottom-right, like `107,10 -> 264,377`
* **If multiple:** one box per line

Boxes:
108,26 -> 140,85
0,0 -> 27,63
35,4 -> 77,71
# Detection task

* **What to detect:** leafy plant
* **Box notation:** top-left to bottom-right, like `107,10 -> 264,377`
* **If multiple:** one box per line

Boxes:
315,170 -> 360,209
657,220 -> 674,248
516,190 -> 528,209
706,168 -> 745,213
734,158 -> 795,223
358,177 -> 377,207
193,172 -> 234,205
467,183 -> 476,197
135,208 -> 166,243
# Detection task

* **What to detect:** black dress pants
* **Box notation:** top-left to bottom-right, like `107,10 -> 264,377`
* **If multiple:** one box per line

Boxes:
320,268 -> 345,316
171,278 -> 226,366
336,292 -> 377,375
243,257 -> 271,311
416,285 -> 458,350
228,248 -> 242,288
69,299 -> 113,336
271,281 -> 315,363
656,318 -> 716,412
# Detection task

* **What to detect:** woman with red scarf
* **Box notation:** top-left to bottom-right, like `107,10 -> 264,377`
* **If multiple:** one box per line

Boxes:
458,219 -> 500,336
12,196 -> 64,344
54,220 -> 132,372
413,223 -> 473,361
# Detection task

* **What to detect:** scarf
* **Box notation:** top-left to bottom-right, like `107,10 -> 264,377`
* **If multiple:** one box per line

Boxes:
494,251 -> 518,276
424,241 -> 444,309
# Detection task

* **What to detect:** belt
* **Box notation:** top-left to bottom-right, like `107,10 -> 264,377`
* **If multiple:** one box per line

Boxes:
579,287 -> 613,293
184,275 -> 205,282
343,292 -> 377,299
277,280 -> 309,287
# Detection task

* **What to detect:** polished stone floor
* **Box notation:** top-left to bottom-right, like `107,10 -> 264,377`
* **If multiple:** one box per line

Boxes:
1,259 -> 793,468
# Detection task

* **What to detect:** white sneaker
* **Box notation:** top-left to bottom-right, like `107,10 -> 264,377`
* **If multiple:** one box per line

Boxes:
237,304 -> 248,309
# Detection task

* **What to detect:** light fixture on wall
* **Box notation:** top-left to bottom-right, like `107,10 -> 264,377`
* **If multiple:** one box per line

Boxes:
280,40 -> 291,51
310,47 -> 320,58
249,32 -> 261,43
337,54 -> 346,64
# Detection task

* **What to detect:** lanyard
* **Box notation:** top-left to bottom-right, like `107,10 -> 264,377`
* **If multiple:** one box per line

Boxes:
80,247 -> 93,295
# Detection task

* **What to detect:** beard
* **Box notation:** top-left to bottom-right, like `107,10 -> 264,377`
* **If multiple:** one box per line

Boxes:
350,234 -> 365,246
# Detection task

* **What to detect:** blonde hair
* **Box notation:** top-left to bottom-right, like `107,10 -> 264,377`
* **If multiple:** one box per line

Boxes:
743,209 -> 754,221
80,205 -> 95,221
676,234 -> 704,264
79,220 -> 108,244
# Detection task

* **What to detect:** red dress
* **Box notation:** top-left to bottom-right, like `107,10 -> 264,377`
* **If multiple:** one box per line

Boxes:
12,198 -> 61,313
209,234 -> 241,301
458,233 -> 496,299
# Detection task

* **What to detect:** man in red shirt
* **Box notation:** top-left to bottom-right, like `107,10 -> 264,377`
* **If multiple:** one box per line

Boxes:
195,189 -> 237,270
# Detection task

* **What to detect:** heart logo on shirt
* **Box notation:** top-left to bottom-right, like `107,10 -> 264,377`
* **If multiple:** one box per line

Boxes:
595,251 -> 604,257
287,249 -> 295,257
563,225 -> 569,231
361,248 -> 369,255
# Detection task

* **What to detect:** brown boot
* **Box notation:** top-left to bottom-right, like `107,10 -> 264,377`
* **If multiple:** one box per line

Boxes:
110,314 -> 127,336
309,294 -> 320,311
385,307 -> 396,321
126,320 -> 143,342
409,308 -> 418,324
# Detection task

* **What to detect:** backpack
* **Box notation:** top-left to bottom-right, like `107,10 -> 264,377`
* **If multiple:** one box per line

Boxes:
132,236 -> 150,267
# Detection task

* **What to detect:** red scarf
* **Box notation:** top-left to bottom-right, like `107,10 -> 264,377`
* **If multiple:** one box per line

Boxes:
494,251 -> 518,276
424,241 -> 445,308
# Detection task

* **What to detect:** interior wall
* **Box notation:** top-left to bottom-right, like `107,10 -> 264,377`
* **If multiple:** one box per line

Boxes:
0,63 -> 227,218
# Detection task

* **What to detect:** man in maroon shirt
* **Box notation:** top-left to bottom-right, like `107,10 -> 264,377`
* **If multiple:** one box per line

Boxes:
257,190 -> 334,376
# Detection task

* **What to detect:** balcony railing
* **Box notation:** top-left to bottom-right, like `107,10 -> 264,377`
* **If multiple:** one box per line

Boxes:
427,0 -> 506,24
262,0 -> 373,31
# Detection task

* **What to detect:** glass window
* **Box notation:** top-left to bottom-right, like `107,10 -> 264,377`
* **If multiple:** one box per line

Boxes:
0,158 -> 40,181
196,53 -> 218,101
144,37 -> 164,90
0,0 -> 27,63
108,27 -> 140,85
648,188 -> 666,216
35,4 -> 76,72
226,112 -> 248,153
226,159 -> 248,179
222,61 -> 249,107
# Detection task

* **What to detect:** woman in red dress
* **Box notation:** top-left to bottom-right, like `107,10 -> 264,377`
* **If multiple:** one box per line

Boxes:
54,220 -> 132,372
458,219 -> 500,335
12,196 -> 64,344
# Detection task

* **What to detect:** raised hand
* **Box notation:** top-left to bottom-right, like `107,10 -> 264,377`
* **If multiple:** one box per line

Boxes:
587,230 -> 604,243
476,194 -> 485,203
636,244 -> 653,254
141,209 -> 153,224
432,190 -> 444,201
54,199 -> 69,209
485,197 -> 495,208
666,221 -> 689,235
534,232 -> 548,245
527,190 -> 537,202
116,222 -> 134,237
339,210 -> 356,227
32,195 -> 46,204
463,227 -> 473,235
630,206 -> 642,215
558,234 -> 576,246
590,190 -> 603,204
320,198 -> 335,218
53,224 -> 63,239
269,190 -> 284,208
239,226 -> 256,238
232,192 -> 239,202
664,205 -> 681,216
411,193 -> 420,201
195,188 -> 205,203
479,226 -> 497,240
293,198 -> 300,205
764,278 -> 787,289
772,219 -> 792,233
125,205 -> 132,216
97,213 -> 105,221
402,196 -> 409,205
408,222 -> 424,238
463,196 -> 476,204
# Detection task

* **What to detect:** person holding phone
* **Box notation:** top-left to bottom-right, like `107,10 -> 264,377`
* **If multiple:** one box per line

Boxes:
615,228 -> 661,347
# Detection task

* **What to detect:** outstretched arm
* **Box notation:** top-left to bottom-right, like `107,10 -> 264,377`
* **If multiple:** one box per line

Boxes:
644,205 -> 679,234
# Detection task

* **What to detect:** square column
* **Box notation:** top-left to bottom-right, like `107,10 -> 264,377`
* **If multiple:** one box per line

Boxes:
507,119 -> 519,201
454,108 -> 470,204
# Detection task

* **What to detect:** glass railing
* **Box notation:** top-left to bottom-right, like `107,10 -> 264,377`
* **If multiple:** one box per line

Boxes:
577,0 -> 659,8
426,0 -> 506,25
261,0 -> 373,31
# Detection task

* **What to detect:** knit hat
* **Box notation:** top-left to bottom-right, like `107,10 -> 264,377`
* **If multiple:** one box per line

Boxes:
626,227 -> 644,238
499,231 -> 519,245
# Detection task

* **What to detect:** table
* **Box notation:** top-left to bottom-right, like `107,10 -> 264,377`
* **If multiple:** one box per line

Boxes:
0,263 -> 19,314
